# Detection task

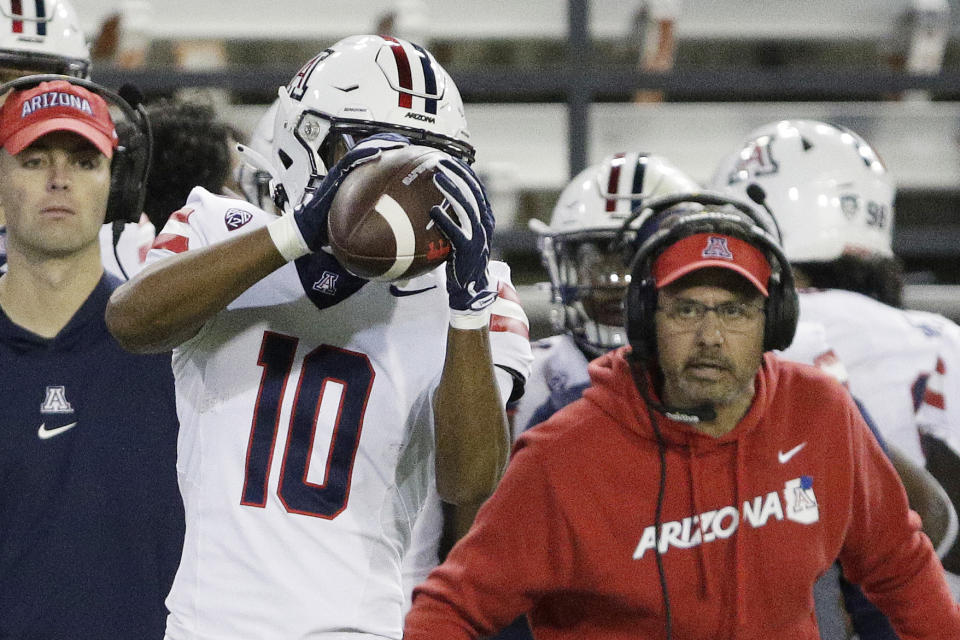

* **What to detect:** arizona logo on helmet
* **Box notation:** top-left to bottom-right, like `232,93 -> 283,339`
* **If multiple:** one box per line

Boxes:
725,136 -> 779,185
288,49 -> 333,100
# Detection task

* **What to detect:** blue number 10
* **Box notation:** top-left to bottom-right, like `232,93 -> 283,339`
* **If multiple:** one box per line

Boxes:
241,331 -> 374,518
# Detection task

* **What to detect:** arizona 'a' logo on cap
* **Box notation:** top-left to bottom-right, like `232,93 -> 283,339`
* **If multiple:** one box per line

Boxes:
702,236 -> 734,260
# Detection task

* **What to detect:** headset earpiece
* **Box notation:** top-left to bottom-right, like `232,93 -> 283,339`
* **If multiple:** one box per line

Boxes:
0,74 -> 152,224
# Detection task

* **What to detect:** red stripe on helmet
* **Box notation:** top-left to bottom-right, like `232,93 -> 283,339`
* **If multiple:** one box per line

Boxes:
383,36 -> 414,109
605,153 -> 625,212
11,0 -> 23,33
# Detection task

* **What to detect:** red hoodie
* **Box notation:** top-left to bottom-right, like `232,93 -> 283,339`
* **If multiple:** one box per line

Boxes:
404,348 -> 960,639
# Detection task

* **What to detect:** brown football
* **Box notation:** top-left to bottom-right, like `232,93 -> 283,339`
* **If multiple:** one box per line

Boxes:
327,145 -> 452,281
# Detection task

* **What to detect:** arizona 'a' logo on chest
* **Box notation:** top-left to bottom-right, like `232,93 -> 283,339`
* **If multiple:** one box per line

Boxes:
40,385 -> 74,414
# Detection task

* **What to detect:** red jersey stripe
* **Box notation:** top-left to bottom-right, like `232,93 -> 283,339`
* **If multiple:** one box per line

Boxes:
497,282 -> 522,305
152,233 -> 189,254
169,208 -> 195,224
490,315 -> 529,340
924,389 -> 946,410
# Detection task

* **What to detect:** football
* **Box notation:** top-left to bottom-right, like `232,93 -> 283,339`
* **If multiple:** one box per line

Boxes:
327,145 -> 453,281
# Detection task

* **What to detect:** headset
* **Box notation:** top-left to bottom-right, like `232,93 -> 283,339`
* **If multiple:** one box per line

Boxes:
0,73 -> 152,225
623,191 -> 799,361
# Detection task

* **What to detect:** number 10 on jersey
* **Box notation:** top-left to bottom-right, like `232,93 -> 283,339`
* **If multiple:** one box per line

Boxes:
241,331 -> 374,518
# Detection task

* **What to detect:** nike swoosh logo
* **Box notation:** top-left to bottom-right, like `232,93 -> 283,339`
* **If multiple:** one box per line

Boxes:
37,422 -> 77,440
778,442 -> 807,464
389,284 -> 438,297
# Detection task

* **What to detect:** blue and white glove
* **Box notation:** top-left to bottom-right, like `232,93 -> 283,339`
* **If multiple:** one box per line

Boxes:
430,157 -> 498,330
267,133 -> 409,260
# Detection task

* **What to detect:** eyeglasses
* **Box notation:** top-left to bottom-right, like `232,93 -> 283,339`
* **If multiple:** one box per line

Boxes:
657,299 -> 764,332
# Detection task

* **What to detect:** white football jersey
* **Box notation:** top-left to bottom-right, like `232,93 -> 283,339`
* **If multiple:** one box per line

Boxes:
150,188 -> 532,640
778,319 -> 850,383
798,288 -> 954,465
904,308 -> 960,456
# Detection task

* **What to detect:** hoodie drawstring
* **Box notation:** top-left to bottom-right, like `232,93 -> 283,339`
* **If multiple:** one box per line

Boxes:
688,445 -> 711,600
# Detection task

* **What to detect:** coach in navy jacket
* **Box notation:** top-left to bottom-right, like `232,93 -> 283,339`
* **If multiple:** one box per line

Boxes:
0,78 -> 183,638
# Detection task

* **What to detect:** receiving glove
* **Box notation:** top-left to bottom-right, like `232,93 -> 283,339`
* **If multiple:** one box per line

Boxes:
294,133 -> 410,251
267,133 -> 409,261
430,157 -> 498,329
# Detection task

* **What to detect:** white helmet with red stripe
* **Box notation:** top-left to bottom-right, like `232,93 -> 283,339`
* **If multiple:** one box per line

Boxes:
0,0 -> 89,79
711,119 -> 895,263
531,152 -> 699,355
268,34 -> 473,213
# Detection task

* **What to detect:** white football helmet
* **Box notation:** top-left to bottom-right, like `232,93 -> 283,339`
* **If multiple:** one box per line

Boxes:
268,34 -> 473,214
532,152 -> 700,355
711,119 -> 895,263
0,0 -> 89,79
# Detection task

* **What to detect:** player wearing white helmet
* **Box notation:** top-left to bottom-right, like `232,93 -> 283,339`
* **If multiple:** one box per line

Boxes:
232,36 -> 520,621
714,119 -> 903,306
511,153 -> 698,434
107,34 -> 532,640
713,119 -> 960,629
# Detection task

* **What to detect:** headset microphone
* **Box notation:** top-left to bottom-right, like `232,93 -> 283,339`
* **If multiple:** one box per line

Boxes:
744,183 -> 784,241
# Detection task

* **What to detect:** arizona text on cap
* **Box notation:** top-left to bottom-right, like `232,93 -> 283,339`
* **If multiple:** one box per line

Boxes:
653,232 -> 772,296
0,80 -> 118,158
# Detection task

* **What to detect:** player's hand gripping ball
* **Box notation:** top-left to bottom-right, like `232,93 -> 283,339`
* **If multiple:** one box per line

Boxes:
327,145 -> 454,281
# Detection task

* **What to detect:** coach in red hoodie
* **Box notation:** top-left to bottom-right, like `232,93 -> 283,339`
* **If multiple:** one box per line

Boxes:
404,196 -> 960,639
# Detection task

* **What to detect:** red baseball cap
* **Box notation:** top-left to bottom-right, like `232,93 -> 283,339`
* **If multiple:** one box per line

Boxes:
0,80 -> 118,158
652,232 -> 772,296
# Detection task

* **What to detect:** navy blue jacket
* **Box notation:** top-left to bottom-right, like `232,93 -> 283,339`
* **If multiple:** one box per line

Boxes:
0,273 -> 184,639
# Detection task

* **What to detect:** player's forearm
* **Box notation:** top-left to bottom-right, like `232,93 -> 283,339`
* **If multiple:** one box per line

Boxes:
433,326 -> 510,505
106,228 -> 287,353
